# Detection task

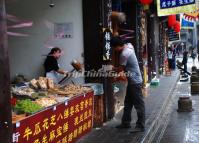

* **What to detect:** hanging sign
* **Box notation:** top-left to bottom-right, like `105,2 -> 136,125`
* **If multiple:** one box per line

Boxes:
157,0 -> 198,16
181,18 -> 195,29
103,28 -> 112,61
168,28 -> 180,42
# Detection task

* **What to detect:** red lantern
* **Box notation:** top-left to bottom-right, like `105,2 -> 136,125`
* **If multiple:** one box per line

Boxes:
174,21 -> 181,33
168,15 -> 176,27
139,0 -> 153,5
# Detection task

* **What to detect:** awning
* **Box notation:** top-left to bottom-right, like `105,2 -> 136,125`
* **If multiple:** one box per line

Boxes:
184,10 -> 199,21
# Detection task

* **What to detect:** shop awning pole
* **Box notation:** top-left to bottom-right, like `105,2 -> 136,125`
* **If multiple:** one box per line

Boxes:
0,0 -> 12,142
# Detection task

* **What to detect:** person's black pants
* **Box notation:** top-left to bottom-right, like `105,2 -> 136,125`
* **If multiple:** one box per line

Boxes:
122,83 -> 145,128
168,59 -> 172,69
183,63 -> 187,73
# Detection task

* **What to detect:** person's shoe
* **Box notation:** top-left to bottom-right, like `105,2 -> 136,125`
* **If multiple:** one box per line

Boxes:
129,126 -> 145,133
115,124 -> 131,129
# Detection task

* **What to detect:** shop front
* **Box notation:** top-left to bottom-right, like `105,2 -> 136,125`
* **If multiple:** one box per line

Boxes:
0,0 -> 96,142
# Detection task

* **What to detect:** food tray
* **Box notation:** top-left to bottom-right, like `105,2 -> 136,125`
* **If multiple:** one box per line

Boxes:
12,93 -> 38,100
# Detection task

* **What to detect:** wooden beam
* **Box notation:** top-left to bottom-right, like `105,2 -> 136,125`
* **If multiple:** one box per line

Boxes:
0,0 -> 12,142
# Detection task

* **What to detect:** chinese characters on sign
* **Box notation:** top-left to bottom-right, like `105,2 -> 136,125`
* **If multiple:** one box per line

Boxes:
160,0 -> 195,9
103,28 -> 112,61
167,28 -> 180,42
54,23 -> 73,39
12,92 -> 94,143
157,0 -> 197,16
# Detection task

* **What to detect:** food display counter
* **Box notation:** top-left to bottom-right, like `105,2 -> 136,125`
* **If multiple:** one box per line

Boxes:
11,77 -> 94,143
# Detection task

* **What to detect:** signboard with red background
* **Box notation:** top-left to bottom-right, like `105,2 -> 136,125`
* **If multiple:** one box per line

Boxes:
12,91 -> 94,143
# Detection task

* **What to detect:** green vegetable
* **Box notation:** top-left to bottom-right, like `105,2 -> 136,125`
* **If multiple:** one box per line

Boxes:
14,99 -> 43,114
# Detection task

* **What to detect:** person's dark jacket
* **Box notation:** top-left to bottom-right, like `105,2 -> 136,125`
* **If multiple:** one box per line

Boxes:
44,56 -> 59,75
182,51 -> 188,64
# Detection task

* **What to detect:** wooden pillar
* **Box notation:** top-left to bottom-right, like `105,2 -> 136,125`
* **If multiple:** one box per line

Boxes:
83,0 -> 113,123
147,11 -> 156,80
0,0 -> 12,142
83,0 -> 103,127
100,0 -> 114,121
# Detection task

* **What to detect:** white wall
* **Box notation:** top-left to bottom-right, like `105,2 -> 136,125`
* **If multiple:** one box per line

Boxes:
6,0 -> 84,83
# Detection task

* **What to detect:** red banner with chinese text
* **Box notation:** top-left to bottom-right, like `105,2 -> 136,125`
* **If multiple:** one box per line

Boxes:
12,91 -> 94,143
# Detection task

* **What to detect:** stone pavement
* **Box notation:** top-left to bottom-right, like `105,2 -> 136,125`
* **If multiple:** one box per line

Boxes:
160,58 -> 199,143
77,70 -> 180,143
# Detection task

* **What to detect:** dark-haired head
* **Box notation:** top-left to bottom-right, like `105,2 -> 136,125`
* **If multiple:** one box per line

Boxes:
110,36 -> 125,47
48,47 -> 62,59
48,47 -> 61,55
110,36 -> 125,52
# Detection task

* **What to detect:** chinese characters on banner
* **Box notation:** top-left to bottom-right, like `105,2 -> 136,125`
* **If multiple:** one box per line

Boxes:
12,91 -> 94,143
103,28 -> 112,61
157,0 -> 198,16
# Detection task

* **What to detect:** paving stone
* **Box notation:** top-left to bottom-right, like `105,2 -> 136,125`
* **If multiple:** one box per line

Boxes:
78,70 -> 180,143
160,59 -> 199,143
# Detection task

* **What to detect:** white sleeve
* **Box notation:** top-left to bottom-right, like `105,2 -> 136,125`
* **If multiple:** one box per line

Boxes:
120,53 -> 128,66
